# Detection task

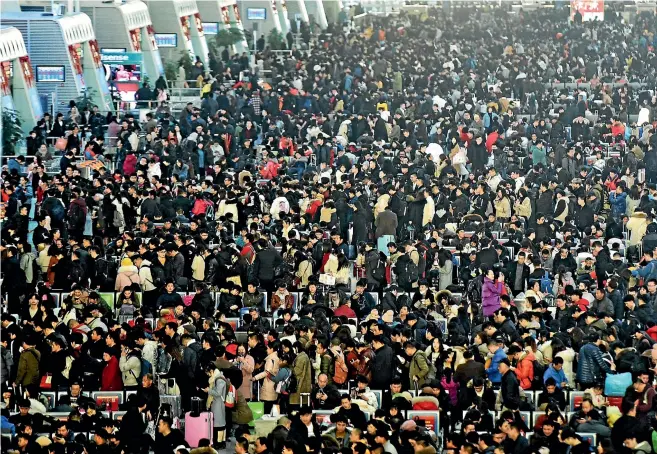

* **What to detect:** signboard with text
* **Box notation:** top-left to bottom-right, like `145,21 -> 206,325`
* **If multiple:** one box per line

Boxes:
571,0 -> 604,21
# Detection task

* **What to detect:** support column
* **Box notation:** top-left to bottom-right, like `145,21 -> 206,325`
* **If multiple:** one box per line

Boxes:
279,0 -> 291,35
297,0 -> 309,22
315,0 -> 328,28
270,0 -> 283,32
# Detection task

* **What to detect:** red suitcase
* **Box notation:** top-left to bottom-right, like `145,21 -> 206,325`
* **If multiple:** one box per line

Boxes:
184,411 -> 213,447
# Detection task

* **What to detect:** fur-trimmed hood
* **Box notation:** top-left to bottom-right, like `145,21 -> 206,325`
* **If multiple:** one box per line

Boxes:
190,448 -> 219,454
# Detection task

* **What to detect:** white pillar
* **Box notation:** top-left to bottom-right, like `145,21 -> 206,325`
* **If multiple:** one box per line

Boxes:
297,0 -> 309,23
270,0 -> 283,32
315,0 -> 328,28
279,0 -> 291,35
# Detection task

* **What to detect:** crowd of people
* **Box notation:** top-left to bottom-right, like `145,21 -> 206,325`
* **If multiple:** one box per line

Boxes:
2,2 -> 657,454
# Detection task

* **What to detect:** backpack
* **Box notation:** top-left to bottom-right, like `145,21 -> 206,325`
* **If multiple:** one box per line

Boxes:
466,275 -> 484,304
531,360 -> 545,390
333,353 -> 348,385
138,357 -> 153,380
225,381 -> 236,408
68,204 -> 86,230
276,370 -> 297,396
371,257 -> 386,281
540,271 -> 553,294
113,209 -> 125,230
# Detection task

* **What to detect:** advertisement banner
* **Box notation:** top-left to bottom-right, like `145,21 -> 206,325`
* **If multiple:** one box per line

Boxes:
19,56 -> 35,89
0,61 -> 11,96
193,13 -> 204,36
221,6 -> 231,25
233,4 -> 242,23
180,16 -> 191,41
271,0 -> 277,13
101,51 -> 143,102
570,0 -> 604,21
130,28 -> 142,52
146,25 -> 158,51
67,44 -> 85,89
281,0 -> 288,12
88,39 -> 103,69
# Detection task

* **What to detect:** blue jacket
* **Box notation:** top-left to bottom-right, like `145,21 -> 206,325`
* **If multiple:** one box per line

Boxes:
543,365 -> 568,388
576,343 -> 612,384
631,259 -> 657,281
7,159 -> 22,175
486,348 -> 507,384
609,192 -> 627,218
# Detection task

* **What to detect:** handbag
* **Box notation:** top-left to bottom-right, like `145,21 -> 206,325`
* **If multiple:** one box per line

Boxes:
604,372 -> 632,397
319,274 -> 336,286
40,373 -> 53,390
452,148 -> 468,165
55,137 -> 67,151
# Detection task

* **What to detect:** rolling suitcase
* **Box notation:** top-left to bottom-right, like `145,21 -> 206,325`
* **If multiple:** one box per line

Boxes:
184,398 -> 213,447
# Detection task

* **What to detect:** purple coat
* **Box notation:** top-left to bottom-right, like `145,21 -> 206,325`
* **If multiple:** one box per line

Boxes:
481,277 -> 503,317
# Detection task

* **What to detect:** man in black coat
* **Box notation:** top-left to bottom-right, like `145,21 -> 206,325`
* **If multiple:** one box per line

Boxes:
574,196 -> 595,231
499,358 -> 521,410
253,238 -> 283,291
370,335 -> 395,390
468,135 -> 488,174
288,407 -> 321,446
504,252 -> 530,297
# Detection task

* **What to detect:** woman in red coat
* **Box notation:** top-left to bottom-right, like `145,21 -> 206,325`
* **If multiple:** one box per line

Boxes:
122,151 -> 137,176
101,351 -> 123,391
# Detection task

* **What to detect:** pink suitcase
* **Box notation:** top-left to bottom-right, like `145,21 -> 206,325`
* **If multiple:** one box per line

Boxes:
184,411 -> 213,447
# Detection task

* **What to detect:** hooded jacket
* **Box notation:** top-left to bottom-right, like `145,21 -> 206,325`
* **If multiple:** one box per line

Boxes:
115,265 -> 140,291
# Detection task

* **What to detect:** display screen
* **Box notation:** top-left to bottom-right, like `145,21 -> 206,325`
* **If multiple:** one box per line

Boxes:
247,8 -> 267,20
36,65 -> 65,82
202,22 -> 219,34
101,48 -> 127,53
154,33 -> 178,47
101,52 -> 144,103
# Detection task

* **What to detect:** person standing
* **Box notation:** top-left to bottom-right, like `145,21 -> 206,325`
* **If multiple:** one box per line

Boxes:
253,341 -> 280,414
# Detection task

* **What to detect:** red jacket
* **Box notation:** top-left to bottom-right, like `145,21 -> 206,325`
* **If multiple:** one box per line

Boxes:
101,356 -> 123,391
514,351 -> 535,390
123,154 -> 137,176
647,325 -> 657,342
486,131 -> 499,153
334,305 -> 356,318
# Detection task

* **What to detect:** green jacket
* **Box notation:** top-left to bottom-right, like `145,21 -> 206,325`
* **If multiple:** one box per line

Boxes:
320,353 -> 336,385
16,347 -> 41,386
409,350 -> 430,387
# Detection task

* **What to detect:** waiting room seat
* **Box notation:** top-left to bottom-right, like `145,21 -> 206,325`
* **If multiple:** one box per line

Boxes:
92,391 -> 124,411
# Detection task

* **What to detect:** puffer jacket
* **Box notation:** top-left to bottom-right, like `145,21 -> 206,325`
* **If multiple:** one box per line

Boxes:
576,342 -> 612,385
115,265 -> 140,291
514,351 -> 535,390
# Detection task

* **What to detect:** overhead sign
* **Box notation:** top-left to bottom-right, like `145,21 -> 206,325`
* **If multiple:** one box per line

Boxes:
154,33 -> 178,48
247,8 -> 267,20
570,0 -> 604,21
100,51 -> 143,65
36,66 -> 66,82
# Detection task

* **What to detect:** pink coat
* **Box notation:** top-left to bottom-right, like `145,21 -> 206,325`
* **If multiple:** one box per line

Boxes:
115,265 -> 140,291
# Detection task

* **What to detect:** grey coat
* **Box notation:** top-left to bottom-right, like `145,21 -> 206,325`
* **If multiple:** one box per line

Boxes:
1,346 -> 13,384
208,373 -> 227,427
375,210 -> 398,239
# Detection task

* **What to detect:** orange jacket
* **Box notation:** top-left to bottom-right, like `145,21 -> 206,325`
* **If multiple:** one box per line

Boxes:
514,351 -> 535,390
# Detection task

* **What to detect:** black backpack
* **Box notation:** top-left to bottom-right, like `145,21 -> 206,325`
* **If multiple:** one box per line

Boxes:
532,360 -> 546,390
68,204 -> 86,230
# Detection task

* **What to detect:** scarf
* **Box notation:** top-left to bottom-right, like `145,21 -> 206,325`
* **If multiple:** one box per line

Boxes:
206,369 -> 223,409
